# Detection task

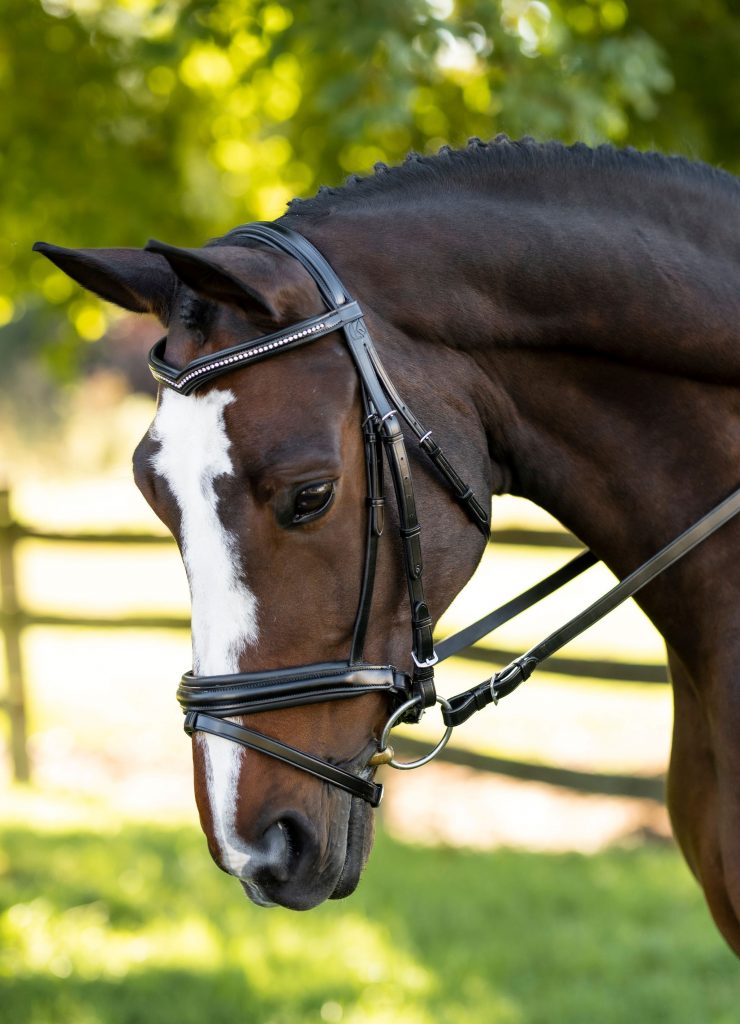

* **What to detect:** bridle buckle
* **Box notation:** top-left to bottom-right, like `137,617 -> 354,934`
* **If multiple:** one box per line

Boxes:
411,649 -> 438,669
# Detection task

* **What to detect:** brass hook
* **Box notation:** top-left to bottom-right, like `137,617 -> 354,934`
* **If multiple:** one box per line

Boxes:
368,745 -> 395,767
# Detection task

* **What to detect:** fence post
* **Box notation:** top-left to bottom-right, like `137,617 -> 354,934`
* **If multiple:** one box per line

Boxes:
0,486 -> 30,782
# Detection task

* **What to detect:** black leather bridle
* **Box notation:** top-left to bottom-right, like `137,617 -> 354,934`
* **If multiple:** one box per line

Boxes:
149,221 -> 490,807
148,221 -> 740,808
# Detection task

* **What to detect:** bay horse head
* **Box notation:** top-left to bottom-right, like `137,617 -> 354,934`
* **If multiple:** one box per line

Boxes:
34,225 -> 490,909
33,140 -> 740,957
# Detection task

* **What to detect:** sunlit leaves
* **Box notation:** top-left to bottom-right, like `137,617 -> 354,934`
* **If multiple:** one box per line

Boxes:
180,43 -> 236,91
0,297 -> 14,328
261,3 -> 293,34
68,301 -> 109,342
1,0 -> 738,380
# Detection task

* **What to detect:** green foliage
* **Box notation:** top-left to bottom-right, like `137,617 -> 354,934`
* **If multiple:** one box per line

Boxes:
1,0 -> 738,375
1,822 -> 738,1023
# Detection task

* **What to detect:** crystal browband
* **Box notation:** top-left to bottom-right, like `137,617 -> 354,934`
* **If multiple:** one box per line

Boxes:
148,301 -> 363,396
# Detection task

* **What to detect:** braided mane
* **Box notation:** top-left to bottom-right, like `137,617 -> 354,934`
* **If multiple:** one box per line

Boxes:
285,135 -> 739,217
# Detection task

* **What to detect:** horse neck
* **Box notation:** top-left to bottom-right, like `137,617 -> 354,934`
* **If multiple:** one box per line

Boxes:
289,164 -> 740,385
494,348 -> 740,641
285,173 -> 740,660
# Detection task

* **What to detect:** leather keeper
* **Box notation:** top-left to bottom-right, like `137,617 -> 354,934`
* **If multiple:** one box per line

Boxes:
399,672 -> 436,722
419,435 -> 440,457
401,523 -> 423,579
412,600 -> 433,635
442,681 -> 492,727
379,413 -> 403,444
419,435 -> 490,536
367,496 -> 385,537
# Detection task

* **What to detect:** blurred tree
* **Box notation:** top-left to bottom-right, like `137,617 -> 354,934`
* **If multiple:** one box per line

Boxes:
0,0 -> 737,379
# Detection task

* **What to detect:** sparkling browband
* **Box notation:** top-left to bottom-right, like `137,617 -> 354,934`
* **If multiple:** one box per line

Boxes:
149,301 -> 363,396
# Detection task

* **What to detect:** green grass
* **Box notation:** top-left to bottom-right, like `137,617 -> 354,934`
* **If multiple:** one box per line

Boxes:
1,818 -> 738,1024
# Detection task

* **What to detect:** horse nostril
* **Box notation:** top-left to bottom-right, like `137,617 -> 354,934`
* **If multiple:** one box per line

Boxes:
261,820 -> 292,883
258,813 -> 316,888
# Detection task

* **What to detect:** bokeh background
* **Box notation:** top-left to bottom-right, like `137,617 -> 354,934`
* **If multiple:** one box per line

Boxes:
2,2 -> 739,1021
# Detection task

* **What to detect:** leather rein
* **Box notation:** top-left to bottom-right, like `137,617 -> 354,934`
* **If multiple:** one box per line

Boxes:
148,221 -> 740,808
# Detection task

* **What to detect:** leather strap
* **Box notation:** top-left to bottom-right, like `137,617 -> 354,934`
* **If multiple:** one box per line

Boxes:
226,222 -> 347,308
435,550 -> 597,662
365,345 -> 490,536
148,302 -> 363,395
184,711 -> 383,806
177,662 -> 411,717
349,387 -> 385,663
443,484 -> 740,727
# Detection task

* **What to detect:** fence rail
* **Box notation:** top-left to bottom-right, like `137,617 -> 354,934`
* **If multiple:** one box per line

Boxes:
0,487 -> 667,798
393,736 -> 664,800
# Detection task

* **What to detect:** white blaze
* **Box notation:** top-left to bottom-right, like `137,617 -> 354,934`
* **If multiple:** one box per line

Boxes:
150,387 -> 257,875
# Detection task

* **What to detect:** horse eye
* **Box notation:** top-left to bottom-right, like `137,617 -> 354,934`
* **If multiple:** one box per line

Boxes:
292,481 -> 335,524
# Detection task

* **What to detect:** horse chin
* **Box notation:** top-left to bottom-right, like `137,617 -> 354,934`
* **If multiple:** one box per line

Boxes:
239,879 -> 278,909
330,797 -> 376,900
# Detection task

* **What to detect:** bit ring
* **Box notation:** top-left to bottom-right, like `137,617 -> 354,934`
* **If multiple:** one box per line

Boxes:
373,695 -> 453,771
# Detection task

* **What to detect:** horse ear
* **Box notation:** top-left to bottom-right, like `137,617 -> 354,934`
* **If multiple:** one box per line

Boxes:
32,242 -> 176,322
144,240 -> 323,324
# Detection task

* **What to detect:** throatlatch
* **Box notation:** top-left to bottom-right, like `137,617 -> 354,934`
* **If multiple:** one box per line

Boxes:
149,221 -> 740,807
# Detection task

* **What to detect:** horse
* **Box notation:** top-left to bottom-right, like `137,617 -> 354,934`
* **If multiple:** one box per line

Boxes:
34,137 -> 740,954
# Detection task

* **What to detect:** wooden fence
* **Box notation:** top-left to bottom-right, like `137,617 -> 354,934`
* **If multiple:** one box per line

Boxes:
0,486 -> 667,799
